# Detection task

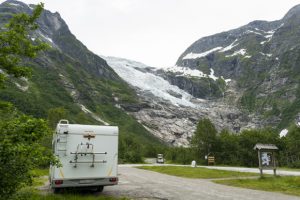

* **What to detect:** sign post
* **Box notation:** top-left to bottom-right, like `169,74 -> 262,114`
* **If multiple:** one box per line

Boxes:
206,153 -> 215,166
254,144 -> 278,177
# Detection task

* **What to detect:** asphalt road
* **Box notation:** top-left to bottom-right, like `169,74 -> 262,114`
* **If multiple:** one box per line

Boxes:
102,165 -> 300,200
201,165 -> 300,176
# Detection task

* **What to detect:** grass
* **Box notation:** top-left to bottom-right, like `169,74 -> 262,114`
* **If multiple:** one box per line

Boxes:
32,176 -> 48,187
15,188 -> 127,200
214,176 -> 300,197
278,167 -> 300,172
31,168 -> 49,177
30,168 -> 49,187
14,168 -> 127,200
138,166 -> 258,179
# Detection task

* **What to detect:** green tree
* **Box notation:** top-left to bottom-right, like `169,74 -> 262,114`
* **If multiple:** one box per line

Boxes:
119,134 -> 143,163
0,100 -> 17,119
0,4 -> 57,199
0,3 -> 48,86
285,125 -> 300,167
216,129 -> 240,165
47,107 -> 68,129
191,118 -> 217,163
238,128 -> 279,167
165,147 -> 194,164
0,110 -> 57,199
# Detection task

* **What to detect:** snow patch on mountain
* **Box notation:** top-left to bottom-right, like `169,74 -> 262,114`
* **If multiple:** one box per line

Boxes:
260,52 -> 272,57
245,30 -> 263,35
260,40 -> 268,45
165,65 -> 206,78
29,4 -> 34,10
219,39 -> 239,52
208,68 -> 218,81
165,65 -> 231,83
15,83 -> 28,91
183,47 -> 222,60
226,49 -> 248,57
182,39 -> 241,60
279,129 -> 288,138
79,104 -> 110,125
259,24 -> 284,45
8,2 -> 21,7
39,32 -> 54,44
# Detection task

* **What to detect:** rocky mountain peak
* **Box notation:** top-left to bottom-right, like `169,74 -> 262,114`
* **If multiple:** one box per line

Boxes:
0,0 -> 68,42
0,0 -> 119,80
2,0 -> 30,9
38,9 -> 66,35
283,4 -> 300,21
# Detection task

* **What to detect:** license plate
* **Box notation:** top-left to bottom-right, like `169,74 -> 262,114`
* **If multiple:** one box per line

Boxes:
79,179 -> 94,184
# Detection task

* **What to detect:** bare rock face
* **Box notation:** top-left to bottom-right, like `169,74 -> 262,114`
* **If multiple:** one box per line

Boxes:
124,93 -> 255,146
130,101 -> 199,146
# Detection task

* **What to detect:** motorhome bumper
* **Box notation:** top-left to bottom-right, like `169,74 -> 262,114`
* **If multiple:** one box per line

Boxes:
51,177 -> 118,188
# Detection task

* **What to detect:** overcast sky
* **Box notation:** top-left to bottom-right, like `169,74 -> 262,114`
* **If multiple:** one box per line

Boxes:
4,0 -> 300,67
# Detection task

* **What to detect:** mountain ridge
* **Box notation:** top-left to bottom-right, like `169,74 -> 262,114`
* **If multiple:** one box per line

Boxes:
168,3 -> 300,130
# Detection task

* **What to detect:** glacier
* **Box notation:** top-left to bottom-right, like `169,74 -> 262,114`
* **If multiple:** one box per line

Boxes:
104,56 -> 201,108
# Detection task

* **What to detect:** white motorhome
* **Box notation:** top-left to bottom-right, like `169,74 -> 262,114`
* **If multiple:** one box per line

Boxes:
49,120 -> 118,192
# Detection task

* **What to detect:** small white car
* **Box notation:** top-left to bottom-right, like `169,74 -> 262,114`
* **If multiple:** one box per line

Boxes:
156,154 -> 164,164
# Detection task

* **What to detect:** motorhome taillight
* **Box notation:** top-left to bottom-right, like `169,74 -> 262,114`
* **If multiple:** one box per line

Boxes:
55,180 -> 63,185
109,177 -> 118,182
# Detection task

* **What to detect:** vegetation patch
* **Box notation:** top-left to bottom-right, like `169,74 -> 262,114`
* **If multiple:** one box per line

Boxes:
138,166 -> 258,179
278,167 -> 300,172
14,188 -> 127,200
214,176 -> 300,197
13,173 -> 127,200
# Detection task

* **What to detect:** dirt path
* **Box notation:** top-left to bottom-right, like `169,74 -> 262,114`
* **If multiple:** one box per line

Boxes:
102,165 -> 300,200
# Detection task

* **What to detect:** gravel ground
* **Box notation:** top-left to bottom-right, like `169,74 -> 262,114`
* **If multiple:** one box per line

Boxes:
101,165 -> 300,200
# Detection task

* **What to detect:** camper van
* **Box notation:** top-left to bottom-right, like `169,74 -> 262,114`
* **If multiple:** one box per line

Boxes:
156,154 -> 164,164
49,120 -> 119,192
